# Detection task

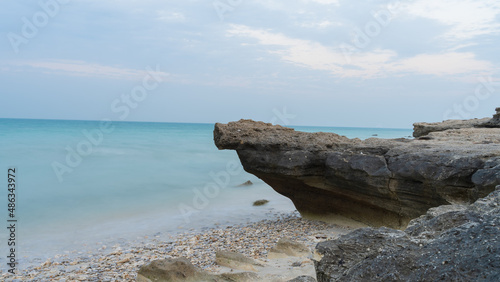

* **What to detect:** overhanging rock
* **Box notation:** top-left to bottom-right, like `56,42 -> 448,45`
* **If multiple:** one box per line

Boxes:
214,116 -> 500,228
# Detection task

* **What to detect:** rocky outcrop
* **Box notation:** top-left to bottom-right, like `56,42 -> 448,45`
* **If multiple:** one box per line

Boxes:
137,257 -> 260,282
413,118 -> 489,137
477,107 -> 500,128
214,112 -> 500,228
137,258 -> 213,282
268,238 -> 310,259
313,186 -> 500,281
218,272 -> 259,282
287,276 -> 316,282
414,107 -> 500,137
215,250 -> 263,271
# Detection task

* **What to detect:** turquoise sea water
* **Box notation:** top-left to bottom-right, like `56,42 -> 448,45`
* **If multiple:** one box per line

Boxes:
0,119 -> 412,269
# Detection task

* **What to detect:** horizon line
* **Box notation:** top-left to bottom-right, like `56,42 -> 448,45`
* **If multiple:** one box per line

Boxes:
0,117 -> 414,130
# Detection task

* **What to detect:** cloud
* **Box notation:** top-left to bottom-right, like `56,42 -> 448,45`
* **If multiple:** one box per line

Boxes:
251,0 -> 339,13
3,59 -> 255,88
305,0 -> 340,5
299,20 -> 342,29
391,52 -> 492,76
227,24 -> 493,79
6,60 -> 170,80
156,10 -> 186,22
403,0 -> 500,41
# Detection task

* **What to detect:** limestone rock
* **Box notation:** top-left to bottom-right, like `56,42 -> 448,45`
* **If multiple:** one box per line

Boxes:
413,118 -> 489,137
215,250 -> 262,271
477,107 -> 500,128
137,274 -> 153,282
287,275 -> 317,282
214,114 -> 500,228
218,272 -> 259,281
313,186 -> 500,281
137,258 -> 213,282
268,238 -> 310,259
413,108 -> 500,137
137,258 -> 262,282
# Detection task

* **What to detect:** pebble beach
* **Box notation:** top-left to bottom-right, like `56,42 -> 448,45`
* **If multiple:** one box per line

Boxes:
3,212 -> 356,281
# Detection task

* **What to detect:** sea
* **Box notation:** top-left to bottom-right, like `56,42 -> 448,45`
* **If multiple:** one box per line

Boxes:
0,118 -> 412,270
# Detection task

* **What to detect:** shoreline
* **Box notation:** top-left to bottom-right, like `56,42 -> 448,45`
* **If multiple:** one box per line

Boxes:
2,184 -> 298,272
3,211 -> 359,281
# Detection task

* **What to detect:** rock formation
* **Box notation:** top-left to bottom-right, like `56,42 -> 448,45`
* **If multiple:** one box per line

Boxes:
137,241 -> 319,281
313,186 -> 500,281
214,109 -> 500,228
287,276 -> 316,282
477,107 -> 500,128
137,257 -> 259,282
413,107 -> 500,137
137,258 -> 211,282
268,238 -> 310,259
412,117 -> 489,137
215,250 -> 263,271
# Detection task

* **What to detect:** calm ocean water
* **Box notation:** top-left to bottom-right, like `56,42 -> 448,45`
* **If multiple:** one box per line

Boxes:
0,118 -> 412,269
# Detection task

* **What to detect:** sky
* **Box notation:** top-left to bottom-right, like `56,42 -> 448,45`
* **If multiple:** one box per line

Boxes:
1,0 -> 499,128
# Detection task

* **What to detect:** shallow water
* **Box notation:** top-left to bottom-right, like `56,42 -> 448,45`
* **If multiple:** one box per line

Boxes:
0,119 -> 412,270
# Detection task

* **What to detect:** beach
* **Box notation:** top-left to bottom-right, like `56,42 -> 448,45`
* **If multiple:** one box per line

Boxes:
0,119 -> 410,281
0,119 -> 411,271
3,211 -> 358,281
2,1 -> 498,279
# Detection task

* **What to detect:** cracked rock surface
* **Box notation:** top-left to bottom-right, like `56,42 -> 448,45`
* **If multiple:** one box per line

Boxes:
214,116 -> 500,228
314,186 -> 500,281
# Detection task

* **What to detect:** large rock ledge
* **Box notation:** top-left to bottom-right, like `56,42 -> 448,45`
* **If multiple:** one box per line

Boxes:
214,113 -> 500,228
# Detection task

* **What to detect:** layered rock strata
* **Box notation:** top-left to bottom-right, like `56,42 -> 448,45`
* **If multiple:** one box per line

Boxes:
214,114 -> 500,228
413,117 -> 489,137
413,107 -> 500,137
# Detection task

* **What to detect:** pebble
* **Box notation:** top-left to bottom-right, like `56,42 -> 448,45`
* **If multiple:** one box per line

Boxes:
3,212 -> 350,281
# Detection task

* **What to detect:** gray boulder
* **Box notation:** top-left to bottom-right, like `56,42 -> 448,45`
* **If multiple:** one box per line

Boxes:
313,186 -> 500,281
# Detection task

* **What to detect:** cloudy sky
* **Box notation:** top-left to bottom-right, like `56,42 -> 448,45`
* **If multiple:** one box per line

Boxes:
1,0 -> 499,128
